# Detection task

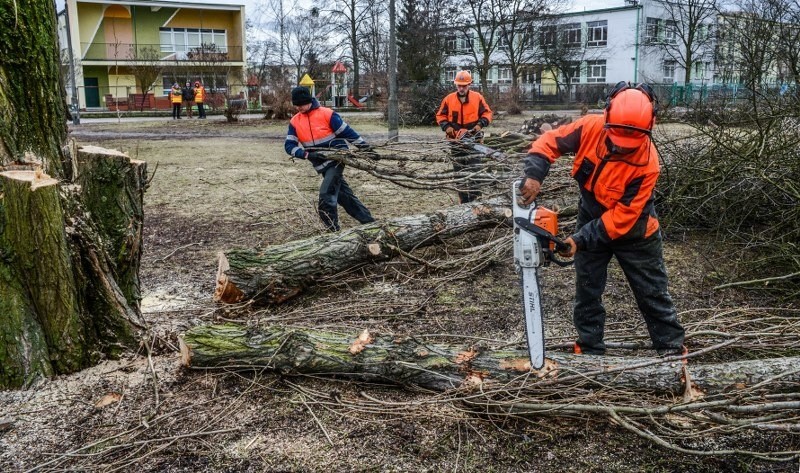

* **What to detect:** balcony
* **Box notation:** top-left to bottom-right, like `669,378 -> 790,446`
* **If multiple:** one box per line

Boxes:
81,43 -> 243,63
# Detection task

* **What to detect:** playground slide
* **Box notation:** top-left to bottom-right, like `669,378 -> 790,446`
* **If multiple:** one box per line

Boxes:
347,94 -> 365,108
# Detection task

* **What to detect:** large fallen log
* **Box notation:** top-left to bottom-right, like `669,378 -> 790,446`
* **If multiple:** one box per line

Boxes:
181,324 -> 800,396
214,199 -> 512,304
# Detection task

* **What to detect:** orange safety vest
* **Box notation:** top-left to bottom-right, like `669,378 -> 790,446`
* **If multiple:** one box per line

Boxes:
436,90 -> 493,130
528,114 -> 660,242
194,86 -> 205,103
170,89 -> 182,104
290,106 -> 336,146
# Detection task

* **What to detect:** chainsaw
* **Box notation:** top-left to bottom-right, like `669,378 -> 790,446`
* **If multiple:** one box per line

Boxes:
512,178 -> 573,369
450,128 -> 505,159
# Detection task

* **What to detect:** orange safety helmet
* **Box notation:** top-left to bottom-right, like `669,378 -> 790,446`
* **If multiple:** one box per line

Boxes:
453,70 -> 472,86
604,83 -> 657,149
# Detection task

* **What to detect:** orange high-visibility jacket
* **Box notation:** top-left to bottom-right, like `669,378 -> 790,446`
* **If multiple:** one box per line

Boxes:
524,114 -> 660,250
194,86 -> 205,103
170,89 -> 182,104
435,90 -> 492,132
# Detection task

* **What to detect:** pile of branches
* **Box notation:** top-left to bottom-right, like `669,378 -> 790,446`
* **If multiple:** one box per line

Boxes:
656,91 -> 800,295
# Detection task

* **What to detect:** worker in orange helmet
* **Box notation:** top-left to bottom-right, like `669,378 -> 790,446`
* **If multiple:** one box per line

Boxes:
435,70 -> 493,203
519,81 -> 686,359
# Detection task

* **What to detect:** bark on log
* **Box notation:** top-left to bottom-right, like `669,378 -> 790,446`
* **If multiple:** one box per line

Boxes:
181,324 -> 800,396
215,199 -> 512,304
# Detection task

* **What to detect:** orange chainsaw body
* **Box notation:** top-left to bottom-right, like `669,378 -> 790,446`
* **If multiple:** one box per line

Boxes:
534,207 -> 558,251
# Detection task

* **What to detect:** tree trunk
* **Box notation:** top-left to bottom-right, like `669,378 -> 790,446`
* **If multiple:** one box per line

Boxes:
214,199 -> 512,304
181,324 -> 800,396
0,0 -> 145,389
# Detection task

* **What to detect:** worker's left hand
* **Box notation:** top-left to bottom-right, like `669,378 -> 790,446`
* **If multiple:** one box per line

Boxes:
558,237 -> 577,258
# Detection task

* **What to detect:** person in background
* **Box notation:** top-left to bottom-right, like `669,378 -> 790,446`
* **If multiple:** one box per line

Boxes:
435,70 -> 493,203
170,83 -> 182,119
194,81 -> 206,119
284,86 -> 377,232
181,81 -> 195,118
518,81 -> 686,358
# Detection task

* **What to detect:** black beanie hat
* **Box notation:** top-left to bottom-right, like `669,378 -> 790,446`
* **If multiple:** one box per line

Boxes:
291,86 -> 313,106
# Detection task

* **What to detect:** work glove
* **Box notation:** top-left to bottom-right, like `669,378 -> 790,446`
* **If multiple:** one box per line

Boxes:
518,178 -> 541,205
360,146 -> 380,160
444,126 -> 456,139
306,151 -> 324,160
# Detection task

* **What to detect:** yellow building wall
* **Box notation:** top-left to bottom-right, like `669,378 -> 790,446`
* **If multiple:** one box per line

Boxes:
77,3 -> 104,51
107,73 -> 136,98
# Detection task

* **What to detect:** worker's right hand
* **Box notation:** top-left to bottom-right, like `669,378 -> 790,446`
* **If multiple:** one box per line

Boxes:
306,151 -> 323,160
445,126 -> 456,139
519,178 -> 541,205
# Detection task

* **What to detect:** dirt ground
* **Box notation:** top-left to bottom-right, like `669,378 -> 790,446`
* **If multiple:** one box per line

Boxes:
0,113 -> 797,472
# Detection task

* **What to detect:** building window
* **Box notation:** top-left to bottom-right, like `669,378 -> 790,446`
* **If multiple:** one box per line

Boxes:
586,60 -> 606,83
563,61 -> 582,83
665,20 -> 678,45
540,26 -> 557,46
445,35 -> 457,53
160,28 -> 227,53
662,60 -> 676,83
587,21 -> 607,47
521,65 -> 542,84
562,23 -> 582,46
498,66 -> 512,83
458,34 -> 474,52
445,68 -> 458,82
645,17 -> 660,43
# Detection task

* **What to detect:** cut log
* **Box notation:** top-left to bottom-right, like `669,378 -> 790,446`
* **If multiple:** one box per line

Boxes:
181,324 -> 800,396
215,199 -> 512,304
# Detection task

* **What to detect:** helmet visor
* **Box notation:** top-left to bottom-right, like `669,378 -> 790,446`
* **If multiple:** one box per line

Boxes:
605,124 -> 650,149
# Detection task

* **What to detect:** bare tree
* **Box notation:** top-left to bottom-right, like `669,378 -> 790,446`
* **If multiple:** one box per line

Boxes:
538,18 -> 594,99
772,0 -> 800,86
449,0 -> 504,90
642,0 -> 718,86
285,8 -> 337,83
129,46 -> 164,111
495,0 -> 551,102
716,0 -> 781,90
356,1 -> 388,98
329,0 -> 375,97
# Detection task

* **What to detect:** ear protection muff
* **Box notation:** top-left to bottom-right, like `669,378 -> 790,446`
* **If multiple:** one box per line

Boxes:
604,81 -> 659,134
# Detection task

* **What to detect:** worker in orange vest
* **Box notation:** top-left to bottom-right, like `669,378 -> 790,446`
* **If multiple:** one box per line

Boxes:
169,82 -> 182,119
435,70 -> 493,203
194,81 -> 206,119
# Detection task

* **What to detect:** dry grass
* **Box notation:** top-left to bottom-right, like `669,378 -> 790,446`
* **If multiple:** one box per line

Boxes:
0,114 -> 797,472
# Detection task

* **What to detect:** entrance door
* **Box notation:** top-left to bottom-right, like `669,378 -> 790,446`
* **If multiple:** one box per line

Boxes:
84,77 -> 100,108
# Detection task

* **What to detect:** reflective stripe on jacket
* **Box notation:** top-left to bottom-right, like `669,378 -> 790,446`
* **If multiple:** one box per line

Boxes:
285,98 -> 368,173
195,86 -> 205,103
435,90 -> 493,131
524,114 -> 660,250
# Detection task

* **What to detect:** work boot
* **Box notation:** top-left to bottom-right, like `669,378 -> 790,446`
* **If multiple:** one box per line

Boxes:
657,345 -> 688,364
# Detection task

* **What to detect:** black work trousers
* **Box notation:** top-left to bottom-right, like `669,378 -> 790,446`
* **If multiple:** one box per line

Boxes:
318,164 -> 374,232
573,215 -> 685,355
450,144 -> 482,204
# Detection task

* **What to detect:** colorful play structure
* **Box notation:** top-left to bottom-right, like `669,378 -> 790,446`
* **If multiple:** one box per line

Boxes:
297,62 -> 371,109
